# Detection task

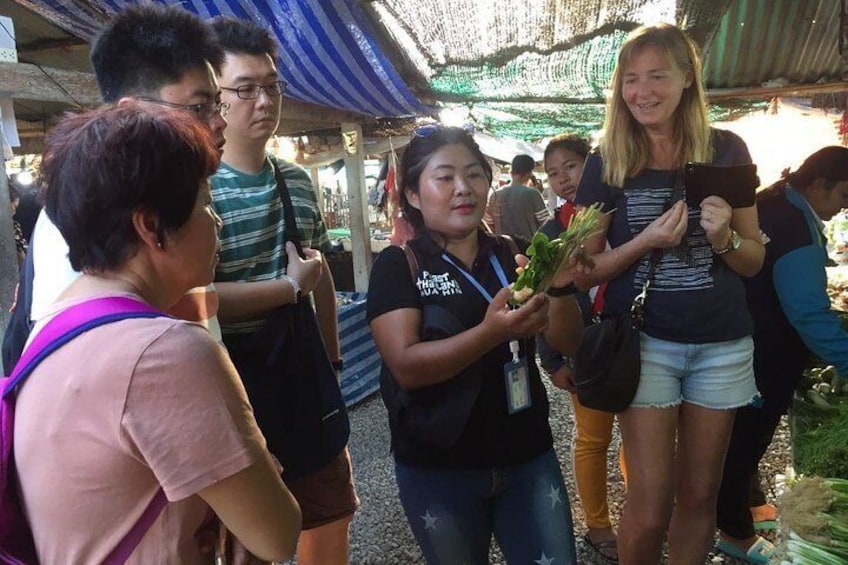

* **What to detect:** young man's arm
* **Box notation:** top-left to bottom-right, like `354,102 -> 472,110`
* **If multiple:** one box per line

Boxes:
313,254 -> 341,370
216,243 -> 323,323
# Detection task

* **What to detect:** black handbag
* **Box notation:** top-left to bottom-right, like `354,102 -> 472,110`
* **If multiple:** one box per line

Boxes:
573,250 -> 658,413
222,160 -> 349,481
378,244 -> 485,449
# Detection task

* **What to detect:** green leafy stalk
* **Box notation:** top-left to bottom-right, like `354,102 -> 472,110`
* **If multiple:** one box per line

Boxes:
511,203 -> 604,304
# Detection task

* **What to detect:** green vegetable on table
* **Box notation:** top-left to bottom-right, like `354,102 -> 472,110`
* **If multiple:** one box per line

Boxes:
510,203 -> 604,304
777,477 -> 848,564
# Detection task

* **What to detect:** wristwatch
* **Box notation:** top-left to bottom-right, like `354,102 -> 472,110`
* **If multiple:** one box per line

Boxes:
713,230 -> 742,255
331,359 -> 344,372
546,283 -> 578,297
281,274 -> 302,303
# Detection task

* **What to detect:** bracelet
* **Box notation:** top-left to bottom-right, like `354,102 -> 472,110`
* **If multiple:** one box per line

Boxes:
712,229 -> 742,255
546,283 -> 578,297
281,274 -> 302,303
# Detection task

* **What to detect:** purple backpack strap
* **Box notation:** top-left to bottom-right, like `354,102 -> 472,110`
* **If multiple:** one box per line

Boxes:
102,489 -> 168,565
2,296 -> 169,564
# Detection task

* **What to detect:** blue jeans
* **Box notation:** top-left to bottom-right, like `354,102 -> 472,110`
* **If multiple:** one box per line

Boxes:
395,450 -> 577,564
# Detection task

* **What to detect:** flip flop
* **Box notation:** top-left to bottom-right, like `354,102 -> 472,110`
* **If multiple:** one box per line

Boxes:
583,533 -> 619,563
751,504 -> 777,532
753,519 -> 777,532
715,536 -> 775,565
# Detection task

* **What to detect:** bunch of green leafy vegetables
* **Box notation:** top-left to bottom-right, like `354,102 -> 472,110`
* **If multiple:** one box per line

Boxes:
511,203 -> 604,305
792,364 -> 848,479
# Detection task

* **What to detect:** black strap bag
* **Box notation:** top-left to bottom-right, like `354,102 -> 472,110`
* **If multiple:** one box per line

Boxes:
223,162 -> 349,481
573,252 -> 656,413
574,171 -> 685,413
378,244 -> 483,449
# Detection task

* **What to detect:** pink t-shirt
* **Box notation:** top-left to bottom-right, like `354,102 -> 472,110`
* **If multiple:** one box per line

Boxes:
14,295 -> 266,564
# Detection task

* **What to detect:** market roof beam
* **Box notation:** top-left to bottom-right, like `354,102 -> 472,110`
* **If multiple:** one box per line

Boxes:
2,61 -> 370,126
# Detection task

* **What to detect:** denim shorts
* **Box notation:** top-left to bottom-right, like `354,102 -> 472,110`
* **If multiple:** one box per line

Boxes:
395,450 -> 577,564
630,333 -> 758,409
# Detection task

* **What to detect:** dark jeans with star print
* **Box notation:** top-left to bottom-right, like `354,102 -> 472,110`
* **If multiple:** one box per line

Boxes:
395,449 -> 577,564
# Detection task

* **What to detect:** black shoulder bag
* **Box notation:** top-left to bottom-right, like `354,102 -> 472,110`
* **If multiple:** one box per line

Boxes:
574,171 -> 682,413
379,236 -> 521,448
221,160 -> 349,481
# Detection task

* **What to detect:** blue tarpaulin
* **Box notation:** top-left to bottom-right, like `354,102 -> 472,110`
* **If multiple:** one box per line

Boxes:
337,292 -> 380,407
16,0 -> 424,118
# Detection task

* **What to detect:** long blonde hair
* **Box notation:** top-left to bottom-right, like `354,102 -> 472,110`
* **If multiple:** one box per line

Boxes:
600,23 -> 713,188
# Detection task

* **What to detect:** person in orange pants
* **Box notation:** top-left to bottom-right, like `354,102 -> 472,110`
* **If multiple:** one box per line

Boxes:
537,134 -> 626,563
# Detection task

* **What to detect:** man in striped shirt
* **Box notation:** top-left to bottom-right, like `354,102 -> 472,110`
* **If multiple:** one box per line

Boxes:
210,17 -> 357,565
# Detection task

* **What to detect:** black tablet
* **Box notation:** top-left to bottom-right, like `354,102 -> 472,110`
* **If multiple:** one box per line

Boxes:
684,162 -> 759,208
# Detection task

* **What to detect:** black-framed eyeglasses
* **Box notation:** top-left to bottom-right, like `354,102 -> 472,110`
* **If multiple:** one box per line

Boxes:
221,80 -> 287,100
137,98 -> 230,120
413,122 -> 475,138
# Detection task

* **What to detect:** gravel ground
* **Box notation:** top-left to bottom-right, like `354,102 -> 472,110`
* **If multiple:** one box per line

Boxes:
346,378 -> 792,564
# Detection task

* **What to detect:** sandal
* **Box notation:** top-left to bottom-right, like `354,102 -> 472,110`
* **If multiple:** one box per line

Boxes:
715,536 -> 775,565
751,503 -> 777,532
583,533 -> 619,563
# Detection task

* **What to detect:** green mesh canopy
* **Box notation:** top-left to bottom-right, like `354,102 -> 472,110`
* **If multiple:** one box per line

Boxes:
364,0 -> 838,141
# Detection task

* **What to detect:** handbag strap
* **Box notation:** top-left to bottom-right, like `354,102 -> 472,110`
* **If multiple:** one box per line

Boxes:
630,170 -> 683,326
270,158 -> 306,260
401,244 -> 419,281
4,296 -> 169,565
642,168 -> 685,291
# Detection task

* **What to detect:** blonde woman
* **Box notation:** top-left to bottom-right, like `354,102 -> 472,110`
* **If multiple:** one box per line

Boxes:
573,24 -> 765,564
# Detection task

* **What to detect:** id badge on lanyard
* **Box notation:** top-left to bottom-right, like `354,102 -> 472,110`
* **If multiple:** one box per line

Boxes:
442,251 -> 532,414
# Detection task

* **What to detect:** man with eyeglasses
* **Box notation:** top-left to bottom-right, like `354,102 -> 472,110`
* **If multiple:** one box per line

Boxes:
3,4 -> 231,370
208,17 -> 357,565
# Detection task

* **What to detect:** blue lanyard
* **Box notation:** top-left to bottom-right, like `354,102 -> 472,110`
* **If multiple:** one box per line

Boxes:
441,252 -> 510,304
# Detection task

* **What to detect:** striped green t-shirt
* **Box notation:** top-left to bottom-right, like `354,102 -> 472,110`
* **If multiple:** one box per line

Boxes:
211,154 -> 330,335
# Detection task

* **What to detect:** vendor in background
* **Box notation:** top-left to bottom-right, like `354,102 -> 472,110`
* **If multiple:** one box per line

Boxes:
716,146 -> 848,562
537,133 -> 623,563
573,23 -> 764,564
367,126 -> 584,564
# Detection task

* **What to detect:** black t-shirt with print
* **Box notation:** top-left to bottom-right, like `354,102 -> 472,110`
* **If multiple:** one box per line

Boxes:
574,128 -> 753,343
366,230 -> 553,469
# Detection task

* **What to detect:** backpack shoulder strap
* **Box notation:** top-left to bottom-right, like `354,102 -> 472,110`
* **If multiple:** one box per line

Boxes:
103,489 -> 168,565
4,297 -> 164,390
400,244 -> 419,282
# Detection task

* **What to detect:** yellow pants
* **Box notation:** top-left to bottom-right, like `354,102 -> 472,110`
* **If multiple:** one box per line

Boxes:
570,392 -> 627,529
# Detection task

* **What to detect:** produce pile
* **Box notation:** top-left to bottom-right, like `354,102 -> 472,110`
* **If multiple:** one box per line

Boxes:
826,268 -> 848,313
792,364 -> 848,479
511,203 -> 603,304
776,476 -> 848,564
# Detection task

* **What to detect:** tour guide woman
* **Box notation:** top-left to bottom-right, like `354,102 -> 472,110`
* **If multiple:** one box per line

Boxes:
367,126 -> 584,564
573,24 -> 765,564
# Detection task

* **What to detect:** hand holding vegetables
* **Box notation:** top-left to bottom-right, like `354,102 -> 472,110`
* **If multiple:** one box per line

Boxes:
483,286 -> 549,344
511,203 -> 603,304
